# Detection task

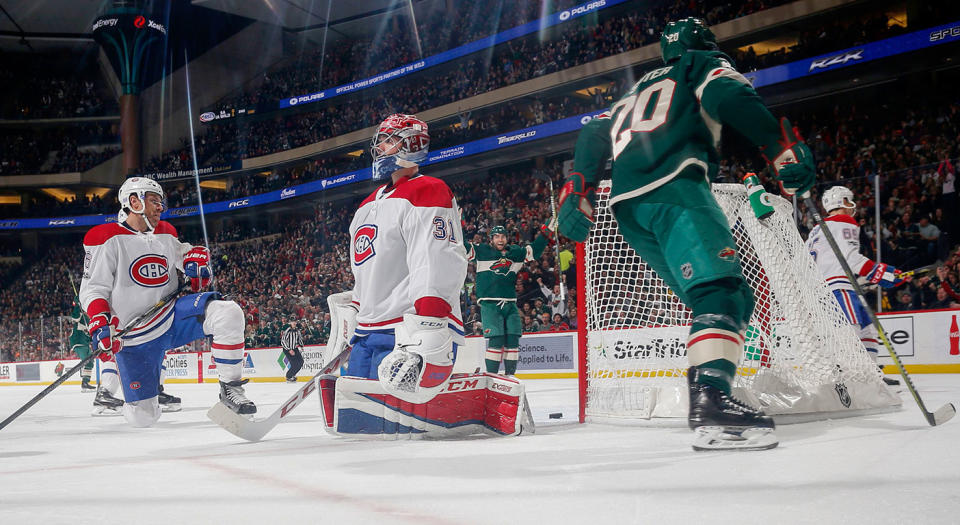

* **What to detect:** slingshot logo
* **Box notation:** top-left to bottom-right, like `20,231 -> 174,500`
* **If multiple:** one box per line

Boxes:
809,49 -> 864,71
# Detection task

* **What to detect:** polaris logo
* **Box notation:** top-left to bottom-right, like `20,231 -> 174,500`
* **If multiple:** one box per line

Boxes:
558,0 -> 606,21
497,130 -> 536,145
228,199 -> 249,208
48,219 -> 76,226
809,50 -> 864,71
321,179 -> 327,188
281,188 -> 296,199
289,92 -> 325,106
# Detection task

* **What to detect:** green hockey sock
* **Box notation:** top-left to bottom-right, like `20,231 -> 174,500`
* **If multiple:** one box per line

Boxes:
485,359 -> 501,374
695,359 -> 737,395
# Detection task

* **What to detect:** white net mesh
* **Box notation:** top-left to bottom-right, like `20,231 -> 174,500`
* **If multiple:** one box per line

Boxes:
581,182 -> 900,423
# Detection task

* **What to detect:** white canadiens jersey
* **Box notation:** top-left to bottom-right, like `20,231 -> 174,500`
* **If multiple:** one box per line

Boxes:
805,214 -> 871,292
80,221 -> 191,347
349,174 -> 467,339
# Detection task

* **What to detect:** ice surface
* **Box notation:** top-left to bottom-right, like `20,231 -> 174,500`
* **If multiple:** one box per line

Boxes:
2,376 -> 959,525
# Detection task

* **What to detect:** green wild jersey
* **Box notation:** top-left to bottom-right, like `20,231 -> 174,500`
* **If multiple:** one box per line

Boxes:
466,234 -> 547,301
573,50 -> 774,207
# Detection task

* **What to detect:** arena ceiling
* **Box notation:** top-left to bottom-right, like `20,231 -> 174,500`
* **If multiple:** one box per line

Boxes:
0,0 -> 436,51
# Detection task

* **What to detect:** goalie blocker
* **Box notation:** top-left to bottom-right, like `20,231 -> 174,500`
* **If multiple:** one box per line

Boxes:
318,372 -> 534,439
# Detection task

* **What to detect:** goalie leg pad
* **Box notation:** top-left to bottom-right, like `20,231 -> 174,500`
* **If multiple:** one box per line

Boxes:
322,373 -> 528,439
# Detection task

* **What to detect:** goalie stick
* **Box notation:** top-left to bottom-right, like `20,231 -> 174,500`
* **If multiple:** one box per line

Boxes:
206,344 -> 352,441
800,195 -> 955,426
0,282 -> 190,431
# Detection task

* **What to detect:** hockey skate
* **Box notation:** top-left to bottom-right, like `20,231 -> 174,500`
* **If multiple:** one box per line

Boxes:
286,376 -> 298,383
92,387 -> 124,416
158,386 -> 182,412
81,377 -> 97,393
687,367 -> 778,451
219,379 -> 257,415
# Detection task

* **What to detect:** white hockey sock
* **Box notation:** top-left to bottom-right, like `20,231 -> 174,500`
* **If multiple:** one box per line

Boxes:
99,359 -> 121,394
203,301 -> 246,383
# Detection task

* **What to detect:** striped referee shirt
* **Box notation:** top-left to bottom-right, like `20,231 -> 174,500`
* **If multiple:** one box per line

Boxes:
281,327 -> 303,351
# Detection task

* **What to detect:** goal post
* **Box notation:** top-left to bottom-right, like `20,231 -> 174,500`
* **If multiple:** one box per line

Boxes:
576,181 -> 900,425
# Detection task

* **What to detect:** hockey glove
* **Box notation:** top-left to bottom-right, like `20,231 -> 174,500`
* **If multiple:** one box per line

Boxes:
184,246 -> 211,292
761,117 -> 815,197
540,215 -> 558,242
378,314 -> 455,404
557,172 -> 596,242
88,309 -> 122,358
862,262 -> 908,289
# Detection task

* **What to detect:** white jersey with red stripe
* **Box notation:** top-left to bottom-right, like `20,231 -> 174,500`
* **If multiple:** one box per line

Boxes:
349,173 -> 467,339
79,221 -> 191,347
804,214 -> 872,292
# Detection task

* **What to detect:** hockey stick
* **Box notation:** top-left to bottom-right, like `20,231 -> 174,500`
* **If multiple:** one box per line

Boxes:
899,263 -> 938,280
802,195 -> 956,426
532,170 -> 565,302
0,283 -> 189,431
206,344 -> 352,441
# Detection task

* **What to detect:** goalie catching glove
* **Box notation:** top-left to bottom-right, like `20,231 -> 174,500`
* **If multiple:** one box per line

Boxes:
557,172 -> 597,242
183,246 -> 211,292
761,117 -> 816,197
377,314 -> 455,404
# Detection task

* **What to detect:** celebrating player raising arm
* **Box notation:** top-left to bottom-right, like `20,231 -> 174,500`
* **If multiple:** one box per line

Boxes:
558,18 -> 816,450
806,186 -> 907,386
80,177 -> 255,427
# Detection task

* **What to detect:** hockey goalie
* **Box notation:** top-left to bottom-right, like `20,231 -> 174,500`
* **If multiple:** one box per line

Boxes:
320,114 -> 533,439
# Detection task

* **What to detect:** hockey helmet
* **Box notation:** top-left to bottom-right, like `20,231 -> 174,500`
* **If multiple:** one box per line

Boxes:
821,185 -> 856,213
490,225 -> 507,237
370,114 -> 430,180
660,18 -> 718,63
118,177 -> 165,229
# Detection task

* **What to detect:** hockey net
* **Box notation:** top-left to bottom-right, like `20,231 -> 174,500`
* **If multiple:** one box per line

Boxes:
577,182 -> 900,424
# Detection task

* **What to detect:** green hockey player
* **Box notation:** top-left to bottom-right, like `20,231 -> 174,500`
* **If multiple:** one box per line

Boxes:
557,18 -> 815,451
466,225 -> 551,376
68,296 -> 96,392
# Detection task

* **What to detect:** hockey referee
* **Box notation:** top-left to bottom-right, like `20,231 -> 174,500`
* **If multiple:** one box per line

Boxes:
281,318 -> 304,383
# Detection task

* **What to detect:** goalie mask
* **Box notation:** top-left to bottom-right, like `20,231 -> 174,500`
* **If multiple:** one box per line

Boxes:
821,185 -> 856,214
660,17 -> 718,63
370,114 -> 430,180
118,177 -> 166,231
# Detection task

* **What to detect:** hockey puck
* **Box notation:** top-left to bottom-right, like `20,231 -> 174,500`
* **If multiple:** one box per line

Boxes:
549,412 -> 563,419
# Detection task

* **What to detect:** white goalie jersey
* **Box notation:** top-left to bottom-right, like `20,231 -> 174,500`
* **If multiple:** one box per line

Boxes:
349,173 -> 467,340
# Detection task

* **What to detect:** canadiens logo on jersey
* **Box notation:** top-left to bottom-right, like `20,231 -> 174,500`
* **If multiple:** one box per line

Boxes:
129,254 -> 169,287
490,258 -> 513,275
353,224 -> 378,265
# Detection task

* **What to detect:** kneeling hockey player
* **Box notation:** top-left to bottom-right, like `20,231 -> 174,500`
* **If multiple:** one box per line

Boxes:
80,177 -> 256,426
